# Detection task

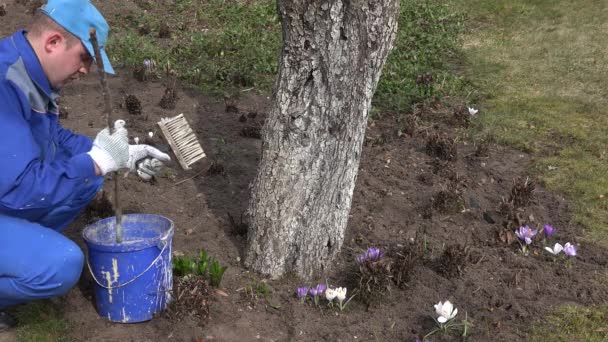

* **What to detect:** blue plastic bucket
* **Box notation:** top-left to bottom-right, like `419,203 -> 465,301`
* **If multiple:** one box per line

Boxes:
82,214 -> 174,323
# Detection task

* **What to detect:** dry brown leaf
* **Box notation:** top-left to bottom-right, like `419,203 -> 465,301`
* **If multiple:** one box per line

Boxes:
498,229 -> 515,245
214,289 -> 229,297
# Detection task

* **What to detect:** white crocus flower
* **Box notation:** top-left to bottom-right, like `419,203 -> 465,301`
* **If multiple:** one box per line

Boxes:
148,131 -> 154,138
544,243 -> 563,255
134,137 -> 140,145
434,300 -> 458,323
335,287 -> 347,302
468,107 -> 478,116
325,288 -> 337,302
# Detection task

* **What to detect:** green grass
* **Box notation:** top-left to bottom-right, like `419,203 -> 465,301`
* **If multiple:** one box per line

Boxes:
108,0 -> 281,96
530,305 -> 608,341
107,0 -> 470,105
374,0 -> 469,110
455,0 -> 608,244
11,301 -> 73,342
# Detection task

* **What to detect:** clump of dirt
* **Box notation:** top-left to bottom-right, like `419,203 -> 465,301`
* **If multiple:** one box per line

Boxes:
391,243 -> 423,288
240,126 -> 262,139
57,99 -> 69,119
452,103 -> 470,127
28,0 -> 43,14
132,66 -> 146,82
158,22 -> 171,38
227,212 -> 248,236
474,137 -> 491,157
432,182 -> 464,214
159,83 -> 178,109
134,0 -> 153,10
415,72 -> 434,98
59,109 -> 68,119
125,94 -> 142,115
425,131 -> 457,161
431,159 -> 465,187
435,244 -> 470,278
415,72 -> 433,86
0,4 -> 6,16
355,252 -> 392,306
231,71 -> 251,87
138,23 -> 151,35
400,114 -> 420,136
207,161 -> 226,176
367,131 -> 394,147
225,101 -> 239,113
162,275 -> 210,326
508,176 -> 535,207
416,172 -> 433,186
83,191 -> 114,224
420,203 -> 433,219
412,102 -> 432,118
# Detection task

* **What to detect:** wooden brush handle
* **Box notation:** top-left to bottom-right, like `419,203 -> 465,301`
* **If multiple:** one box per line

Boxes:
89,28 -> 123,243
89,28 -> 113,134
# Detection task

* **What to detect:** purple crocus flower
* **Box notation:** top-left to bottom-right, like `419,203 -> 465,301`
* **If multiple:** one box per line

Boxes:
515,225 -> 537,245
309,284 -> 326,306
367,247 -> 385,262
309,284 -> 326,297
356,247 -> 385,263
297,287 -> 308,300
544,224 -> 556,237
563,242 -> 577,257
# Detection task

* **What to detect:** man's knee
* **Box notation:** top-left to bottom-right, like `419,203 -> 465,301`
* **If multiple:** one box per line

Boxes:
18,239 -> 84,297
51,242 -> 85,295
0,216 -> 84,307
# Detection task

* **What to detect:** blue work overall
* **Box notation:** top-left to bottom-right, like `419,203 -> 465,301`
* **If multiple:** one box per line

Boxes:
0,30 -> 103,309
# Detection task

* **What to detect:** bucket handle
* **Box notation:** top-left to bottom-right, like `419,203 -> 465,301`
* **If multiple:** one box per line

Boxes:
86,238 -> 170,290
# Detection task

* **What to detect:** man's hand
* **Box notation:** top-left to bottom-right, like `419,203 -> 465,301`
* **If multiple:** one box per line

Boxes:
127,145 -> 171,181
87,120 -> 129,175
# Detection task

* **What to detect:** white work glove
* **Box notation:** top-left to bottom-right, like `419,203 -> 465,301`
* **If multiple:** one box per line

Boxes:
127,144 -> 171,181
87,120 -> 129,175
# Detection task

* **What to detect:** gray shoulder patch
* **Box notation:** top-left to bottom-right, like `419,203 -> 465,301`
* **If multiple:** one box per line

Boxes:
6,57 -> 54,114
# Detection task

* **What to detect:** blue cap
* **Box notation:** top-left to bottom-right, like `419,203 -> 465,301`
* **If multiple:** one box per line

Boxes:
41,0 -> 114,74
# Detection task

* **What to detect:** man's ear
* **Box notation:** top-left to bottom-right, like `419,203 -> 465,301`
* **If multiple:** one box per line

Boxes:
43,32 -> 64,54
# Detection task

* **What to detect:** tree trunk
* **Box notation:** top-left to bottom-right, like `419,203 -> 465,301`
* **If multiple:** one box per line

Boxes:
245,0 -> 400,279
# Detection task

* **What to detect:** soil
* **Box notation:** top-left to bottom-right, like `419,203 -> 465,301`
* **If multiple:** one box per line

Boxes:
3,1 -> 608,341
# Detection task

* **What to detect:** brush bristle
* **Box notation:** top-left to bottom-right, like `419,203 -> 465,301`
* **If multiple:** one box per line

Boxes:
158,114 -> 206,170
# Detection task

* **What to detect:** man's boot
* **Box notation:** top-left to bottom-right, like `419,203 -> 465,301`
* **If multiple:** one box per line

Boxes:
0,312 -> 16,331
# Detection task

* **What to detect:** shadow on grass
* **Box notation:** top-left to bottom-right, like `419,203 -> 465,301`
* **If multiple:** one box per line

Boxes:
10,301 -> 72,342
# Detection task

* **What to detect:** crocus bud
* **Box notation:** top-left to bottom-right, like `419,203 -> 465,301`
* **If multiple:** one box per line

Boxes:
297,287 -> 308,301
544,224 -> 556,237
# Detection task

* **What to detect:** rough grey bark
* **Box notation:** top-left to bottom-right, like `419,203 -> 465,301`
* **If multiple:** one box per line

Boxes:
245,0 -> 400,279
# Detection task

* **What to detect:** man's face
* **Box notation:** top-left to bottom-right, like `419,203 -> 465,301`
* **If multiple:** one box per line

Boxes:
43,32 -> 93,89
